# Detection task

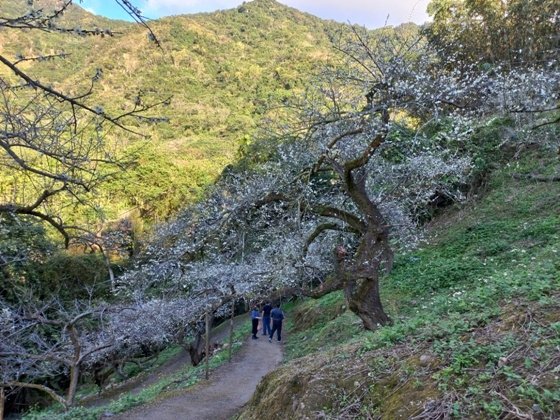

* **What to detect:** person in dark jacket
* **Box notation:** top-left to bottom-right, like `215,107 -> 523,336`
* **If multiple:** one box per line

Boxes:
269,303 -> 284,342
250,306 -> 260,339
261,301 -> 272,336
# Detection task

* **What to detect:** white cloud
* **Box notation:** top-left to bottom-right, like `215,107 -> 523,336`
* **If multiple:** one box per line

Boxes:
282,0 -> 430,27
140,0 -> 240,16
137,0 -> 430,27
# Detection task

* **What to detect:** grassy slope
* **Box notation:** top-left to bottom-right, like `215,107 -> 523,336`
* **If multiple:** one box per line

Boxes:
239,152 -> 560,419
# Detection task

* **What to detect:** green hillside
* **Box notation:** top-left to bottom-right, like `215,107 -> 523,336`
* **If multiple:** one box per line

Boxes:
239,151 -> 560,419
3,1 -> 558,418
0,0 -> 362,223
16,151 -> 559,420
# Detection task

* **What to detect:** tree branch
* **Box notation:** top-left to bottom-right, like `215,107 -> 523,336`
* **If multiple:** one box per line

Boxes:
313,206 -> 365,233
0,352 -> 68,365
531,115 -> 560,129
0,139 -> 89,188
0,205 -> 70,247
303,222 -> 356,256
0,55 -> 142,135
311,127 -> 364,175
0,382 -> 66,407
344,114 -> 389,173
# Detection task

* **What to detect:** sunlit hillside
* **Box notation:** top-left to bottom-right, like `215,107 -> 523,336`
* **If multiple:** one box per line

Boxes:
1,0 -> 389,223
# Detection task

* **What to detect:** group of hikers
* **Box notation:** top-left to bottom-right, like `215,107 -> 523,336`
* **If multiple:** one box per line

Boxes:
250,301 -> 284,342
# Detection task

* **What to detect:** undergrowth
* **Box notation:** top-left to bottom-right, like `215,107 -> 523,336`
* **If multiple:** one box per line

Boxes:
280,153 -> 560,418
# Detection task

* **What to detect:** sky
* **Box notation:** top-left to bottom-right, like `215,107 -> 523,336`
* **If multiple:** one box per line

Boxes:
79,0 -> 431,29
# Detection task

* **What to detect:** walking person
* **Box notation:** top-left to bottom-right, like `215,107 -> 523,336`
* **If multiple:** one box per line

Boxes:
250,306 -> 260,339
269,303 -> 284,342
261,301 -> 272,336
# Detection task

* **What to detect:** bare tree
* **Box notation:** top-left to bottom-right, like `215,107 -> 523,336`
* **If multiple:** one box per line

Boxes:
0,298 -> 113,409
0,0 -> 167,248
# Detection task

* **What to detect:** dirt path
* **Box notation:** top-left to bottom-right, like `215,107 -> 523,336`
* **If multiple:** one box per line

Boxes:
86,316 -> 248,408
112,334 -> 283,420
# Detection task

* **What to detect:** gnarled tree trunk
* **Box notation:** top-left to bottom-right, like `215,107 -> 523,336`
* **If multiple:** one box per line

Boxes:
1,387 -> 5,420
337,226 -> 393,330
336,143 -> 394,330
187,331 -> 206,366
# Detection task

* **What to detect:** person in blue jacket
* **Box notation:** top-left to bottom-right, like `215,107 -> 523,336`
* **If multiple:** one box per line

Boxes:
269,303 -> 284,342
261,301 -> 272,336
250,306 -> 261,339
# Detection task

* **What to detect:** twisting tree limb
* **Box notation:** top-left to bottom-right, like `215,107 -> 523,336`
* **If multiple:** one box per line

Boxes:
0,0 -> 168,248
1,55 -> 143,135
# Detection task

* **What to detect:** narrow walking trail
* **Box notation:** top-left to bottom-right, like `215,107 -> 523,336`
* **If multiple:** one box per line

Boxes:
87,316 -> 247,409
112,334 -> 283,420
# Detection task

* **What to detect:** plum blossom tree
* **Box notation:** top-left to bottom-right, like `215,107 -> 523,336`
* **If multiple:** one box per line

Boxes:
0,297 -> 114,409
425,0 -> 559,68
119,27 -> 480,330
120,24 -> 558,331
0,294 -> 226,410
3,14 -> 558,417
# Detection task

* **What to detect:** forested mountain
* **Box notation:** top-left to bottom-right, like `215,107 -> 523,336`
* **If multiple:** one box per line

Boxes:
1,0 -> 558,418
1,0 -> 411,224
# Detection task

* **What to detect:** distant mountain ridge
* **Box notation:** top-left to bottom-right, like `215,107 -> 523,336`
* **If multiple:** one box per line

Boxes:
0,0 -> 418,223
